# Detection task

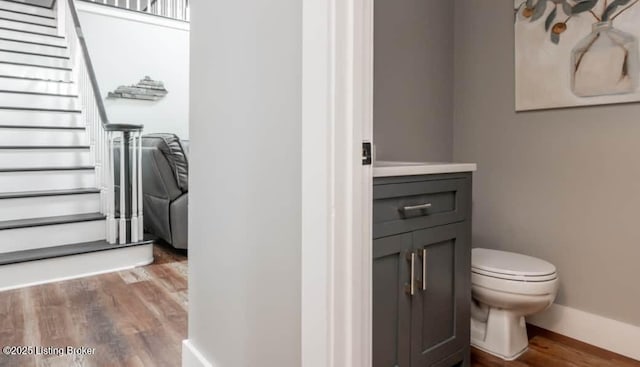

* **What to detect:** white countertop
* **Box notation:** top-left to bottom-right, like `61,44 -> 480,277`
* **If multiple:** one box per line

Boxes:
373,161 -> 477,178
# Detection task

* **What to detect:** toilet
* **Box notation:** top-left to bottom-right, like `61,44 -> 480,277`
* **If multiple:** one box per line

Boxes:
470,248 -> 559,360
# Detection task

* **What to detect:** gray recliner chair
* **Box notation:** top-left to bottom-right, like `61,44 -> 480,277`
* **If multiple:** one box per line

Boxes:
141,134 -> 189,249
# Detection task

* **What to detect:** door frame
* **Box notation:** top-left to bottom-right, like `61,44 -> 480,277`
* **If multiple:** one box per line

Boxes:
301,0 -> 374,366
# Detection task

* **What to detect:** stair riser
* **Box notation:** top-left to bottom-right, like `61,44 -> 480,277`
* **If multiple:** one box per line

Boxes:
0,28 -> 65,47
0,50 -> 69,68
0,170 -> 95,192
0,0 -> 55,19
0,193 -> 100,221
0,63 -> 72,82
0,76 -> 76,95
0,9 -> 56,27
0,149 -> 92,168
0,220 -> 106,253
0,109 -> 82,126
0,244 -> 153,292
0,92 -> 79,110
0,39 -> 67,58
0,129 -> 88,146
0,18 -> 57,36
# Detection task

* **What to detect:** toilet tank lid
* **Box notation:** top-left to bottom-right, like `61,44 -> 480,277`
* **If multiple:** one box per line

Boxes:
472,248 -> 557,277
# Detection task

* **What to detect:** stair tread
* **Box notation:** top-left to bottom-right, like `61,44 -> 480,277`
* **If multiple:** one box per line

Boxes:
0,0 -> 57,10
0,145 -> 90,149
0,107 -> 81,112
0,26 -> 64,39
0,15 -> 56,28
0,238 -> 154,266
0,124 -> 84,130
0,166 -> 94,172
0,212 -> 106,231
0,48 -> 69,59
0,188 -> 100,200
0,74 -> 72,83
0,89 -> 78,97
0,36 -> 66,49
0,7 -> 55,21
0,60 -> 72,70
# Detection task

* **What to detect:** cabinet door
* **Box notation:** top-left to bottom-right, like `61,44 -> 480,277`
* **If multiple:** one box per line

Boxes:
411,223 -> 470,367
373,233 -> 413,367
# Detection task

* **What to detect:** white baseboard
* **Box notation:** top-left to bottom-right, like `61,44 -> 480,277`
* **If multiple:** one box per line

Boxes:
182,340 -> 214,367
0,244 -> 153,292
528,303 -> 640,361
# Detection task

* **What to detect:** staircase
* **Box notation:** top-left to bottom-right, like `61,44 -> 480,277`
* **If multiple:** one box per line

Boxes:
0,0 -> 152,290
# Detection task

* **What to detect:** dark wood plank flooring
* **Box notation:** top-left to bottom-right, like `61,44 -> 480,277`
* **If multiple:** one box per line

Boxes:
0,244 -> 638,367
471,324 -> 640,367
0,243 -> 187,367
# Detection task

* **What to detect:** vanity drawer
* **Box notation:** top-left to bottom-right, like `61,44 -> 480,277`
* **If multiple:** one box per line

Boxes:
373,177 -> 470,238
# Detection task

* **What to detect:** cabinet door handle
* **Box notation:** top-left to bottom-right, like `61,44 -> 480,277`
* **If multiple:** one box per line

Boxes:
421,249 -> 427,291
401,203 -> 432,212
405,251 -> 416,296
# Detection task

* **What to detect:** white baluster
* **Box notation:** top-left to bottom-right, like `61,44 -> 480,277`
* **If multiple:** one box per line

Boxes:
107,132 -> 117,243
119,133 -> 127,244
101,116 -> 107,213
138,131 -> 144,239
147,0 -> 151,13
131,133 -> 139,242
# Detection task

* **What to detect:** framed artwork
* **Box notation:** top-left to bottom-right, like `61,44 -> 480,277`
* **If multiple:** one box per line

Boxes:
515,0 -> 640,111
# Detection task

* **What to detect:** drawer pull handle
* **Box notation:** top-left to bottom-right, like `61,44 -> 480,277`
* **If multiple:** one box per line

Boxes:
401,203 -> 432,212
405,251 -> 416,296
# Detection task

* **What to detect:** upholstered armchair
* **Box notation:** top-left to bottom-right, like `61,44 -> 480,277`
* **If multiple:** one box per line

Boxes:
140,134 -> 189,249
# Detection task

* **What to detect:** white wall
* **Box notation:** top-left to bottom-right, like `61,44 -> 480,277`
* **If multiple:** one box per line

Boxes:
187,0 -> 302,366
77,3 -> 190,139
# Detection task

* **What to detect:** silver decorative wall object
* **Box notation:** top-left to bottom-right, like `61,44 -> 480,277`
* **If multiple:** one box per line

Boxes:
108,76 -> 168,101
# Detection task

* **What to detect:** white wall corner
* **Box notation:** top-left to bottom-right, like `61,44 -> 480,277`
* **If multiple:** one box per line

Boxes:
182,340 -> 215,367
528,303 -> 640,361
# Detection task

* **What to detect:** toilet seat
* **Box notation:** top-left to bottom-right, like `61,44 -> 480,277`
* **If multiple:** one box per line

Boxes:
472,248 -> 557,282
472,267 -> 557,282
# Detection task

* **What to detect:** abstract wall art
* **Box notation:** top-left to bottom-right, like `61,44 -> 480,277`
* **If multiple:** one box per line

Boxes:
515,0 -> 640,111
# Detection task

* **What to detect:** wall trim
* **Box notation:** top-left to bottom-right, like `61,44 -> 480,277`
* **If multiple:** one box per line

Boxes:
75,1 -> 190,31
300,0 -> 373,365
528,303 -> 640,361
182,340 -> 214,367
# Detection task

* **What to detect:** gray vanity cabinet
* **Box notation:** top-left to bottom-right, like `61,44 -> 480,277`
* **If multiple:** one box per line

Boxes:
373,233 -> 412,367
373,173 -> 472,367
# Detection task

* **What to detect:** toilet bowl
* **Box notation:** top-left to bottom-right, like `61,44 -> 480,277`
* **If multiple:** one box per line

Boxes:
470,248 -> 559,360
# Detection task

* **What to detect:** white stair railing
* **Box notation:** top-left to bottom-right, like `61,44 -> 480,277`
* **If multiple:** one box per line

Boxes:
83,0 -> 190,22
60,0 -> 145,244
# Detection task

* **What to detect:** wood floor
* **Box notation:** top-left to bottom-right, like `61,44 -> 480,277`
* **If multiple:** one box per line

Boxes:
471,325 -> 640,367
0,244 -> 638,367
0,243 -> 187,367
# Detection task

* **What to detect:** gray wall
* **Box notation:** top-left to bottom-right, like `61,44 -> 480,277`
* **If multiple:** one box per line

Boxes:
374,0 -> 454,162
453,0 -> 640,326
188,0 -> 302,366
